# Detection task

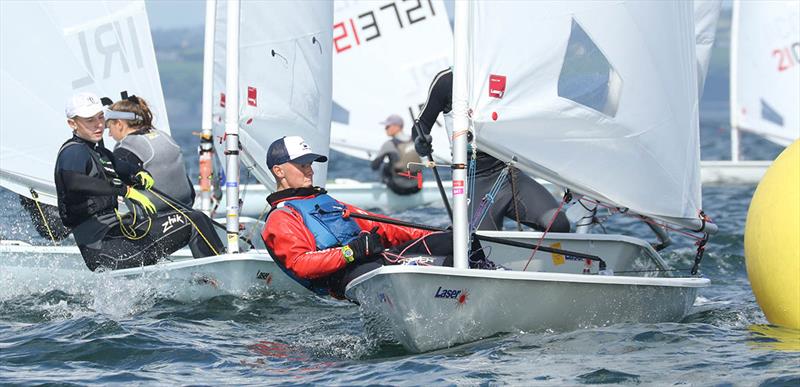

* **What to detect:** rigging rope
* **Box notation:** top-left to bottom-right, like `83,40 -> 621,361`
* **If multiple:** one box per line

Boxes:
509,166 -> 523,231
467,125 -> 478,225
148,189 -> 220,256
577,197 -> 710,241
115,202 -> 152,240
570,197 -> 712,275
245,201 -> 271,245
469,167 -> 509,231
522,192 -> 570,271
29,189 -> 58,246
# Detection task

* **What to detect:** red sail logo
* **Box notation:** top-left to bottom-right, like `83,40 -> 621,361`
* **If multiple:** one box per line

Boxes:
489,74 -> 506,99
247,86 -> 258,107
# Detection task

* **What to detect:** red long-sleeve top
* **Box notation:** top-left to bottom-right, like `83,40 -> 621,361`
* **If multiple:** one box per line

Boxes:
261,187 -> 430,280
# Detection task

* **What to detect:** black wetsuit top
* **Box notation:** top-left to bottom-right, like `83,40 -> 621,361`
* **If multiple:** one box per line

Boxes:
412,68 -> 505,177
54,135 -> 139,228
412,68 -> 570,232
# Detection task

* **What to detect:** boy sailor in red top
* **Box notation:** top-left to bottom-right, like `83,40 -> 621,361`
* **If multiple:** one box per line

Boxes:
260,136 -> 488,298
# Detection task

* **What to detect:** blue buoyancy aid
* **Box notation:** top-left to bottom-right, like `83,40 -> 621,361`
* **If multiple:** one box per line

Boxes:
283,194 -> 362,250
266,194 -> 362,296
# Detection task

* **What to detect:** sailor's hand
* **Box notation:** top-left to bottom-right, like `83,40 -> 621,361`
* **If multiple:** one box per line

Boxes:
134,171 -> 154,190
125,187 -> 157,214
414,133 -> 433,158
344,229 -> 384,263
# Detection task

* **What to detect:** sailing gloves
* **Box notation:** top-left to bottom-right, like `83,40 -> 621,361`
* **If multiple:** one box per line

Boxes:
134,171 -> 155,190
125,187 -> 157,214
343,228 -> 384,264
414,133 -> 433,158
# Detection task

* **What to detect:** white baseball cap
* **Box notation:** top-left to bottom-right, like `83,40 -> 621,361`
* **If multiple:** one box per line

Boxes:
65,92 -> 103,118
266,135 -> 327,169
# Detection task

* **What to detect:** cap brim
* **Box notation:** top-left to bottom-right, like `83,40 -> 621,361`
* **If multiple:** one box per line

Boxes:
71,105 -> 104,118
290,153 -> 327,165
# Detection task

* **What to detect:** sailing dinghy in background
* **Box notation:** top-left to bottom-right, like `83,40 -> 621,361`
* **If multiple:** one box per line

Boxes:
729,0 -> 799,158
329,0 -> 452,162
703,0 -> 799,184
346,1 -> 717,353
0,0 -> 307,297
202,0 -> 459,215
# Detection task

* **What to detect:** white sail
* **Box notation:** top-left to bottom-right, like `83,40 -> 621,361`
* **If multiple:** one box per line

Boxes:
694,0 -> 722,96
466,1 -> 704,230
329,0 -> 453,161
731,0 -> 800,147
0,0 -> 169,206
211,1 -> 333,189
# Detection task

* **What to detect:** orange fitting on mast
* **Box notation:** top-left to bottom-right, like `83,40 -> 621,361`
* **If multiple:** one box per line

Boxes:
199,150 -> 213,192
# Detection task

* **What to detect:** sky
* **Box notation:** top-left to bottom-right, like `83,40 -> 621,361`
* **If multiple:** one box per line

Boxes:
146,0 -> 204,30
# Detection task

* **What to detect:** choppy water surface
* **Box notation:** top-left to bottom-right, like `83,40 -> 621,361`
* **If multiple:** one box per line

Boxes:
2,117 -> 799,384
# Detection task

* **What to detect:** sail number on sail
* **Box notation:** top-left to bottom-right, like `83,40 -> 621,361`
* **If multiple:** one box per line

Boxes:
773,42 -> 800,72
70,15 -> 147,89
334,0 -> 440,54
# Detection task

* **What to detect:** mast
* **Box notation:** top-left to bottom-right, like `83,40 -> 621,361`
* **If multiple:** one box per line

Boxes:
224,0 -> 240,253
199,0 -> 216,215
729,0 -> 741,162
451,1 -> 469,269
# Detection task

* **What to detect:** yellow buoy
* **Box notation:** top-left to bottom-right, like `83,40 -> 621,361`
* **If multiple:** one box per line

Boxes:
745,140 -> 800,330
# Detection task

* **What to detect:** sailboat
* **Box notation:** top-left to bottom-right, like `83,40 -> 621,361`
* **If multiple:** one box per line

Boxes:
345,1 -> 717,353
702,1 -> 799,184
0,0 -> 306,296
729,0 -> 799,159
329,0 -> 453,162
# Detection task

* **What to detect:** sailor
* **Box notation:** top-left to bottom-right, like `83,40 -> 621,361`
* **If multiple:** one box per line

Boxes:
412,68 -> 570,232
54,92 -> 221,271
107,93 -> 195,209
105,93 -> 224,260
369,114 -> 422,195
261,136 -> 490,298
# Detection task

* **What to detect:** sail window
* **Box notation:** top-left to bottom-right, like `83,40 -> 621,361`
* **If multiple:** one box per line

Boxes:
760,99 -> 784,126
557,19 -> 621,117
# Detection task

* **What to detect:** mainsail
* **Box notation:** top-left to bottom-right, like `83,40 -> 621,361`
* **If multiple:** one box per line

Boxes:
211,1 -> 333,189
0,0 -> 169,206
329,0 -> 453,161
730,0 -> 800,147
466,1 -> 705,230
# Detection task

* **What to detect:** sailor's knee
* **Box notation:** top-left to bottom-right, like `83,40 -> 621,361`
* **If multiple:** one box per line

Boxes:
550,212 -> 571,233
539,210 -> 570,233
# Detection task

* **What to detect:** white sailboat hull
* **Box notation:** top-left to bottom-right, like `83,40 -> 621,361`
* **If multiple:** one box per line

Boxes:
0,241 -> 308,298
345,265 -> 708,353
699,160 -> 771,185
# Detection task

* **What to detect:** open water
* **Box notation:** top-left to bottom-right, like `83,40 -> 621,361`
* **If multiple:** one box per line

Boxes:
2,121 -> 798,385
